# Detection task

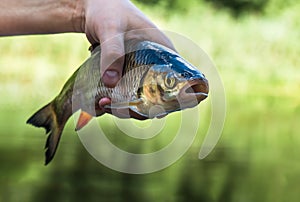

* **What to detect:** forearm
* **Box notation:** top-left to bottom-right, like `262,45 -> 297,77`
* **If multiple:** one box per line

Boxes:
0,0 -> 84,36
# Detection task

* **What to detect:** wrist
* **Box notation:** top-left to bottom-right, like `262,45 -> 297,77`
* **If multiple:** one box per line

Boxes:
0,0 -> 84,35
72,0 -> 86,33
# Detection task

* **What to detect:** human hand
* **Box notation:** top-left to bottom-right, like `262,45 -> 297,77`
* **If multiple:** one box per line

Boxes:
80,0 -> 175,87
76,0 -> 175,119
0,0 -> 173,120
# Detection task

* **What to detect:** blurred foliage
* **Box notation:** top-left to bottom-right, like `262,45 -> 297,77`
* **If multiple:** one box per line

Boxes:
204,0 -> 268,16
1,1 -> 300,202
134,0 -> 200,13
134,0 -> 299,17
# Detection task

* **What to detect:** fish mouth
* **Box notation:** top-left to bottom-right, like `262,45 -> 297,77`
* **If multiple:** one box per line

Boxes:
179,78 -> 209,104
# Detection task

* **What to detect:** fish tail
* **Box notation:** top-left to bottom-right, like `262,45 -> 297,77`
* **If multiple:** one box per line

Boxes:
26,102 -> 67,165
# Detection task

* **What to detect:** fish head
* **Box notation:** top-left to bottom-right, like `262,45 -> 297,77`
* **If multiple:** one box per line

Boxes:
136,51 -> 209,117
106,41 -> 209,119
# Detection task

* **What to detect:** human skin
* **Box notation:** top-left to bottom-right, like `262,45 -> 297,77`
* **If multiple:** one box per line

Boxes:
0,0 -> 174,119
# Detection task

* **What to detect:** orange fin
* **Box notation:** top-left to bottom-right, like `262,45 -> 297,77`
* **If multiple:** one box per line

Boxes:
75,111 -> 93,131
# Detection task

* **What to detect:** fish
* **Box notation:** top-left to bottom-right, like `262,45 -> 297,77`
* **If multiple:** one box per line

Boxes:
26,40 -> 209,165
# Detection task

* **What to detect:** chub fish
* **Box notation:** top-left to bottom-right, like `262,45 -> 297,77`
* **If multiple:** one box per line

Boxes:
27,41 -> 209,165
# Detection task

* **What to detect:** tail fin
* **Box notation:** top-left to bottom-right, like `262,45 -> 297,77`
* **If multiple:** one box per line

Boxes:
27,103 -> 66,165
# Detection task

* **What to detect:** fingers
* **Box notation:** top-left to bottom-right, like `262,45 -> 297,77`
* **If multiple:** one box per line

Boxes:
98,97 -> 111,107
124,14 -> 176,51
99,31 -> 125,88
84,0 -> 176,120
125,28 -> 176,52
86,0 -> 175,88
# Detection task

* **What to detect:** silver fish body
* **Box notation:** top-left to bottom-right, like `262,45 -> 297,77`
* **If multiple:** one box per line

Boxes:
27,40 -> 209,165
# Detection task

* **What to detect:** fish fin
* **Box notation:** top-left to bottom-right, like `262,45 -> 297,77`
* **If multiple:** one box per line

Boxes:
75,111 -> 93,131
27,102 -> 68,165
104,98 -> 143,109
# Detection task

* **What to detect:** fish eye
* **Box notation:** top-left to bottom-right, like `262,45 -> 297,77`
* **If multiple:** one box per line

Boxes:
182,72 -> 190,78
164,72 -> 176,89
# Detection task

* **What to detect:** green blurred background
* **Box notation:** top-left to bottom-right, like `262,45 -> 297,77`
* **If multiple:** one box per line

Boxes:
1,0 -> 299,201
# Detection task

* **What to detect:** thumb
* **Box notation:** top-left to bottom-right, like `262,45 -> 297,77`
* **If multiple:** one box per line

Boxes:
100,32 -> 125,88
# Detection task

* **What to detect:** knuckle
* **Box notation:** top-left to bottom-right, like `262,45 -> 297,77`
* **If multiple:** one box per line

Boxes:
102,49 -> 123,62
102,42 -> 124,59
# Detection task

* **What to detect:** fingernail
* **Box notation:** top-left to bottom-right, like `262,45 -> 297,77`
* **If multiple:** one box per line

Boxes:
105,70 -> 119,78
103,70 -> 120,87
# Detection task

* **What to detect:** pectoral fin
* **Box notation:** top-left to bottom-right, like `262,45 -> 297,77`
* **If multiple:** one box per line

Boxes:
75,111 -> 93,131
102,98 -> 149,119
103,98 -> 143,109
